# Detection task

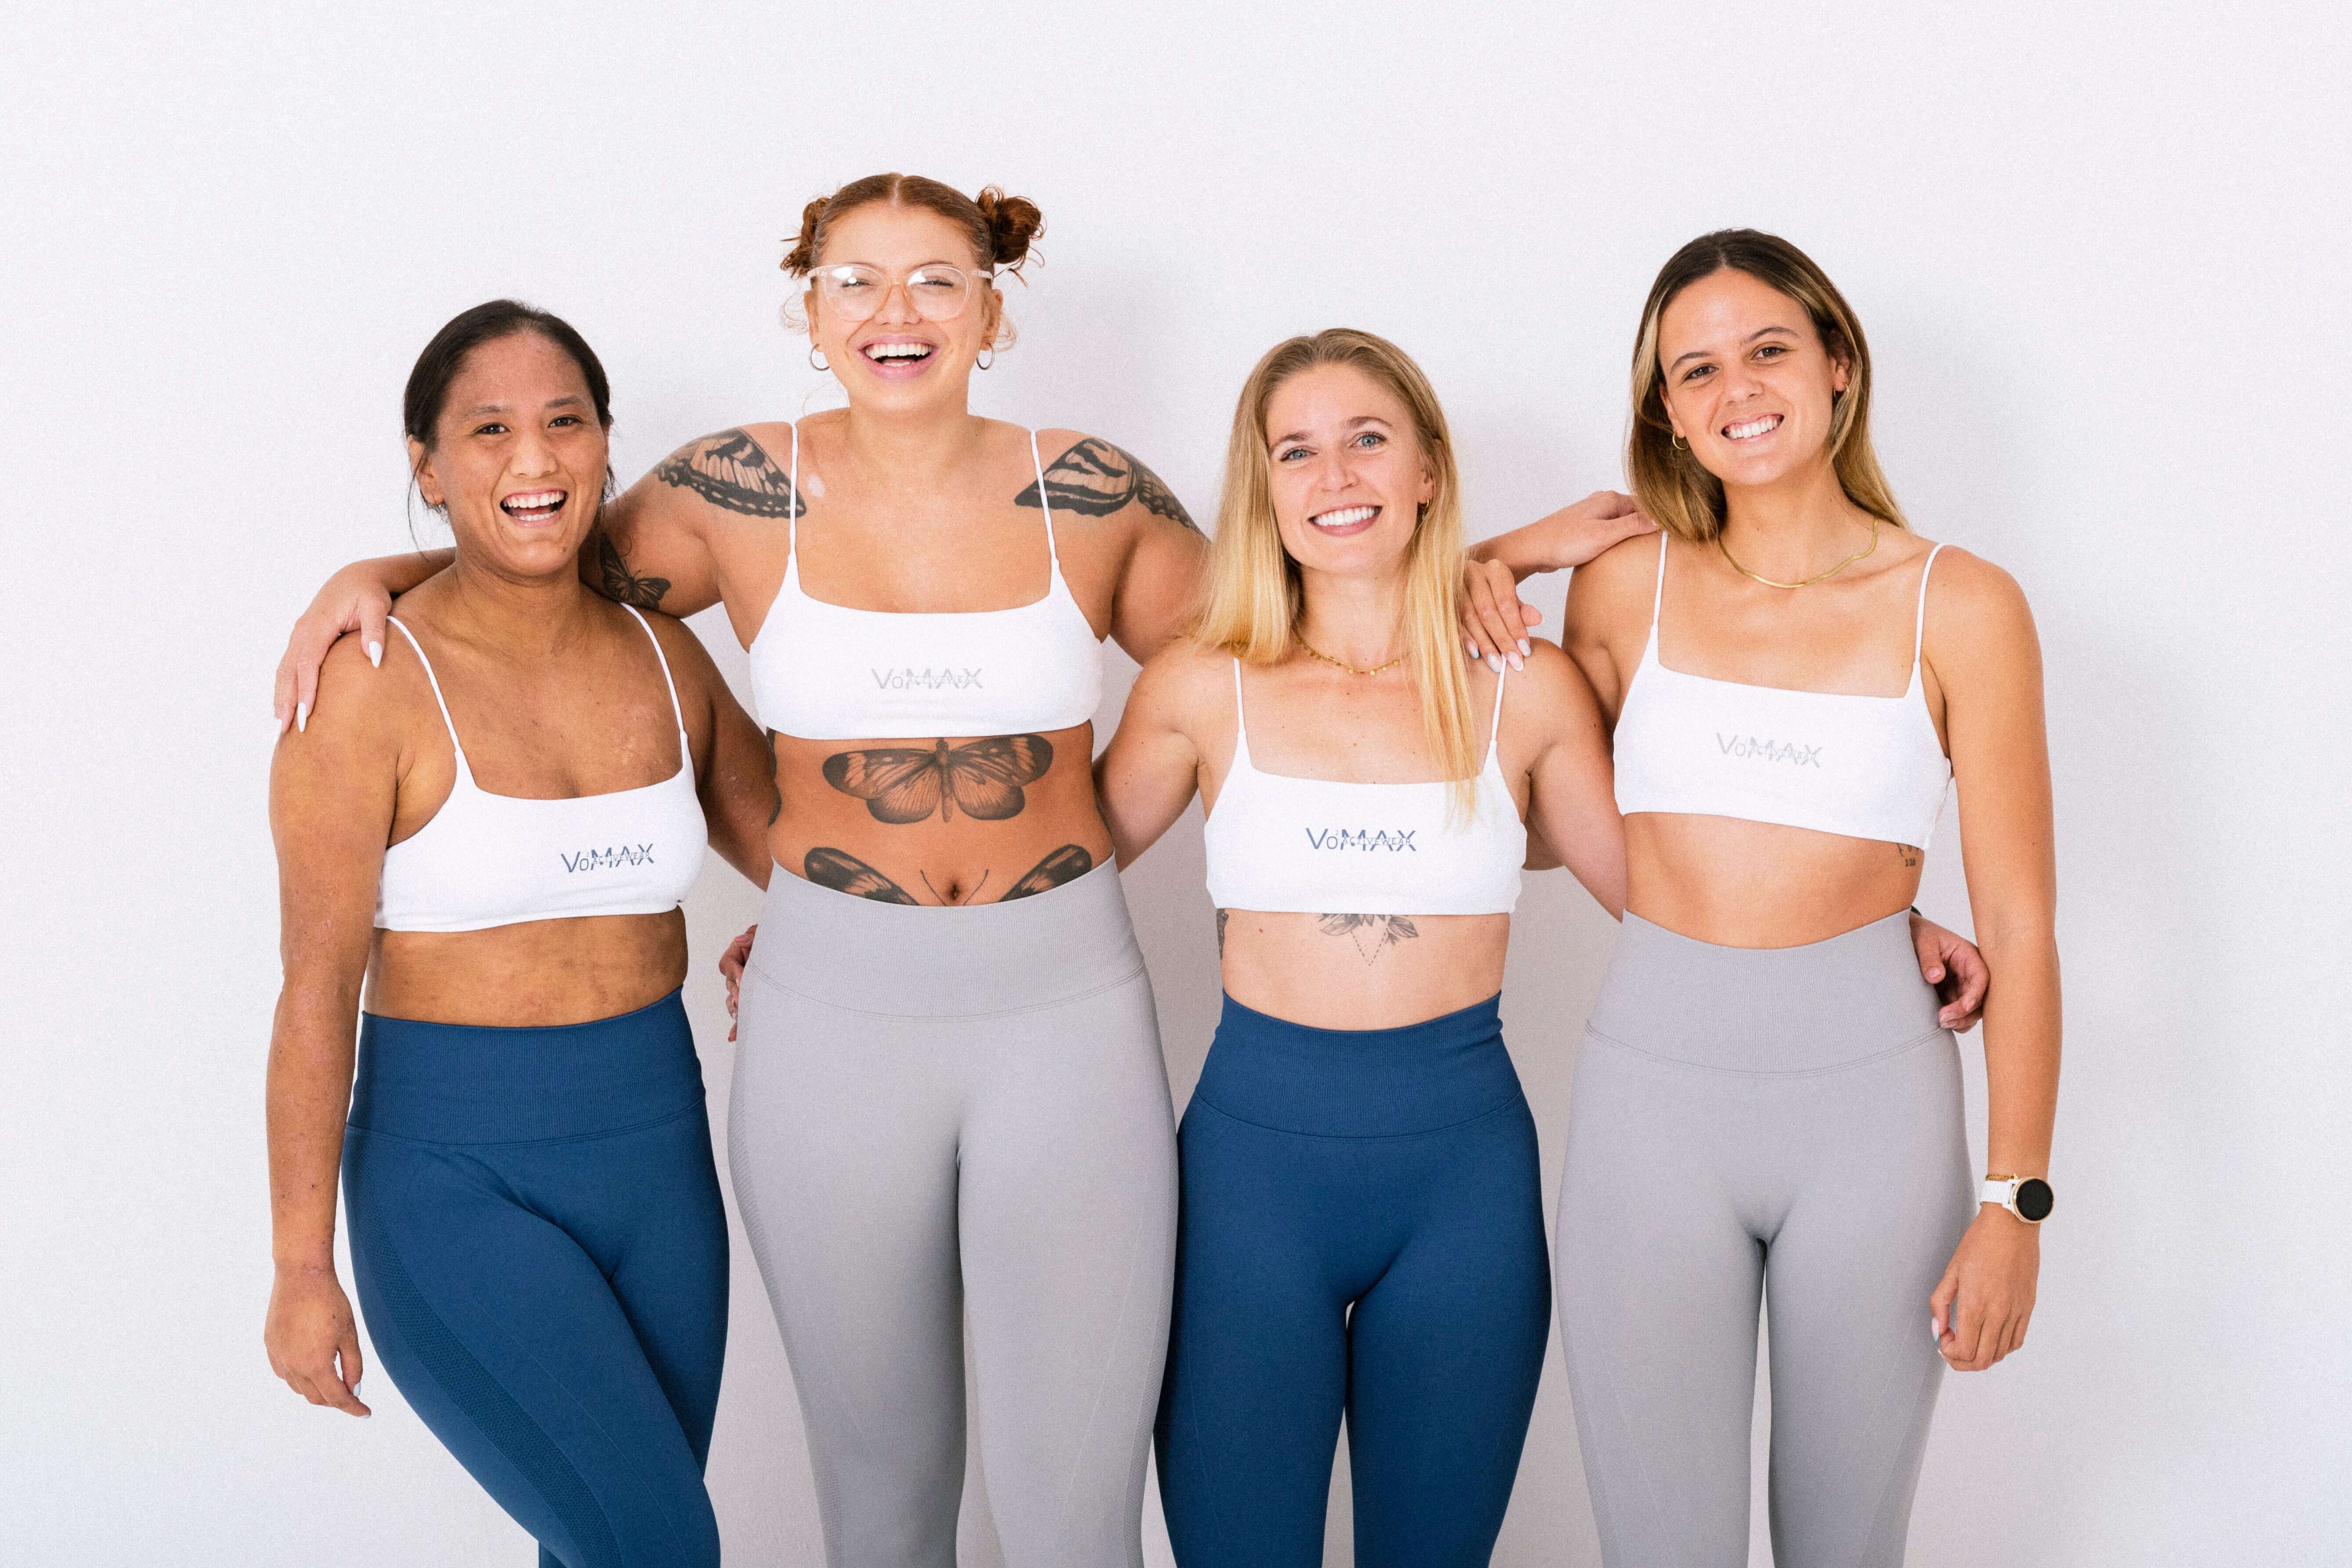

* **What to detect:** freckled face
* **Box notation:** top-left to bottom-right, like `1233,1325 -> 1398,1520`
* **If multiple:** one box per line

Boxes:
410,332 -> 607,580
1263,363 -> 1436,580
804,203 -> 1002,413
1655,267 -> 1850,492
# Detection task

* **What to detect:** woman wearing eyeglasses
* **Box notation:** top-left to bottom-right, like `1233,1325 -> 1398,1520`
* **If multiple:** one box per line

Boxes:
273,174 -> 1205,1568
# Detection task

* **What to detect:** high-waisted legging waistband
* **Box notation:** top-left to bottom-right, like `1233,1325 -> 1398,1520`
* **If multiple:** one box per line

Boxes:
1586,911 -> 1944,1074
1194,993 -> 1519,1137
744,857 -> 1145,1018
351,989 -> 704,1143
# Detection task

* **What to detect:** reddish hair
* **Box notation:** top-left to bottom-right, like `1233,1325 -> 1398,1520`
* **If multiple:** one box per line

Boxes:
781,174 -> 1044,278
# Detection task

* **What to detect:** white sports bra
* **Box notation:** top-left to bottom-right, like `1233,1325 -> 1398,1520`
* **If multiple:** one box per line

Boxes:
1204,659 -> 1525,916
374,607 -> 708,933
1611,533 -> 1952,847
748,424 -> 1105,741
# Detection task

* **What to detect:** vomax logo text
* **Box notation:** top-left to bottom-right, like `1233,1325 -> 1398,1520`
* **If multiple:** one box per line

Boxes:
1716,734 -> 1823,767
562,844 -> 657,873
871,667 -> 983,690
1304,829 -> 1420,851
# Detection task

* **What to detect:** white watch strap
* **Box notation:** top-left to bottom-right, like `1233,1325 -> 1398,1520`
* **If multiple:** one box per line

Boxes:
1981,1178 -> 2017,1209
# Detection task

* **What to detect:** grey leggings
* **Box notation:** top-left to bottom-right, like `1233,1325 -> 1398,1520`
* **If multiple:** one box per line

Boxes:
731,861 -> 1179,1568
1555,912 -> 1974,1568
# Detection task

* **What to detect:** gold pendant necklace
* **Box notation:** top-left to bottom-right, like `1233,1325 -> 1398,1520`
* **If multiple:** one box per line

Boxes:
1716,514 -> 1881,590
1298,639 -> 1406,677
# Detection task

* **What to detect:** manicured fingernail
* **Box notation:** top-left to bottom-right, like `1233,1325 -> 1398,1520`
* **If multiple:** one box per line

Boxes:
296,702 -> 308,733
1508,653 -> 1524,671
1466,639 -> 1480,660
1487,655 -> 1504,674
366,640 -> 383,668
1517,639 -> 1531,657
1930,967 -> 1944,981
1930,1315 -> 1941,1340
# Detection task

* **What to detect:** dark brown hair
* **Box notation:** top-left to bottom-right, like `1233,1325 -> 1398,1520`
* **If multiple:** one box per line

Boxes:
401,300 -> 613,530
1627,229 -> 1904,542
781,173 -> 1044,278
403,299 -> 611,450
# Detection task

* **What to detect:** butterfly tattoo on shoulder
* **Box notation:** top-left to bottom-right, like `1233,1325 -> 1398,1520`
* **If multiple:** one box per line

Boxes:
654,427 -> 805,519
822,735 -> 1056,824
1015,436 -> 1198,533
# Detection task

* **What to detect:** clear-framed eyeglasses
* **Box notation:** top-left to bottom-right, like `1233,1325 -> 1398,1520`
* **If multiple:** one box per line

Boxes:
805,263 -> 988,323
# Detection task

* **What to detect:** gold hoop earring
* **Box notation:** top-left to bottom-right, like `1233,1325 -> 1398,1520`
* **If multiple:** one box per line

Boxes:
1671,432 -> 1688,450
808,346 -> 829,372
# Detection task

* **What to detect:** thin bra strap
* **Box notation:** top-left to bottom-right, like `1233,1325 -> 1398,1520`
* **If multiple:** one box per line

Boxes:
1649,530 -> 1669,631
1911,543 -> 1947,666
1229,656 -> 1252,766
786,421 -> 801,556
1029,428 -> 1060,568
620,605 -> 691,764
1485,663 -> 1509,768
385,616 -> 468,769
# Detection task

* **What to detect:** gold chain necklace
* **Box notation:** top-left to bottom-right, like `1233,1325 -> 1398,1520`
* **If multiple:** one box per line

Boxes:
1297,638 -> 1406,677
1716,514 -> 1881,590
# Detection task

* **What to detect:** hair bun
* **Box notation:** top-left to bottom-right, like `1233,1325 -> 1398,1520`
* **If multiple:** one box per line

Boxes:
975,187 -> 1044,275
782,196 -> 830,275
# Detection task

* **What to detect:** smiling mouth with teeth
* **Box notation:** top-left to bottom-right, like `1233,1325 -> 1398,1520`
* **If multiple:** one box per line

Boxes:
1309,505 -> 1381,529
1723,414 -> 1783,441
500,490 -> 568,522
862,341 -> 935,364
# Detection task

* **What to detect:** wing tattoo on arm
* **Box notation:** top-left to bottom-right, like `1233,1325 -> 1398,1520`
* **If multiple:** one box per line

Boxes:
1016,436 -> 1199,533
654,428 -> 806,519
820,735 -> 1056,824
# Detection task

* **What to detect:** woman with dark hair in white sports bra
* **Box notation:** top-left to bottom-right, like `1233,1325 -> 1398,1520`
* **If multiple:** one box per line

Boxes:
265,301 -> 776,1565
271,174 -> 1223,1568
1475,231 -> 2062,1567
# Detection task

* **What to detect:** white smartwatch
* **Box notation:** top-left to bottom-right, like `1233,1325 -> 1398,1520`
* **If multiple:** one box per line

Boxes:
1982,1173 -> 2054,1224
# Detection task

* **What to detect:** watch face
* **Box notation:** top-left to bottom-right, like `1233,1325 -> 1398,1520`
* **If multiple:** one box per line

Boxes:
2015,1178 -> 2054,1223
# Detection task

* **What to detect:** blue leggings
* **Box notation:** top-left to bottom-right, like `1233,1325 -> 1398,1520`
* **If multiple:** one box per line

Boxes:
1155,994 -> 1550,1567
343,991 -> 728,1568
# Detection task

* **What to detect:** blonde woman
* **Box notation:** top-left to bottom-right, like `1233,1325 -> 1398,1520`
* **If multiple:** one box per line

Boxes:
1094,329 -> 1985,1566
1477,231 -> 2060,1566
1094,328 -> 1618,1564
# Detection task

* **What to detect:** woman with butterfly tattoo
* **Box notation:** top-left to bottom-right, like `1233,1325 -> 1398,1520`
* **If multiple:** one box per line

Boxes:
1093,329 -> 1988,1566
273,177 -> 1210,1568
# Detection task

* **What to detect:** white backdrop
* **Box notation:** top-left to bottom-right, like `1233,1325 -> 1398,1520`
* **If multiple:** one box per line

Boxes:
4,3 -> 2347,1564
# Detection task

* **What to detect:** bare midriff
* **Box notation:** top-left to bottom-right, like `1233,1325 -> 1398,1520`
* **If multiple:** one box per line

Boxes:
1220,911 -> 1511,1032
766,720 -> 1116,908
367,913 -> 689,1027
1627,814 -> 1925,949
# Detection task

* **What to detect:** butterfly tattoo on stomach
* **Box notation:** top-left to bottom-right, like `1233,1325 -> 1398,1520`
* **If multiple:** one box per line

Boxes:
821,735 -> 1056,824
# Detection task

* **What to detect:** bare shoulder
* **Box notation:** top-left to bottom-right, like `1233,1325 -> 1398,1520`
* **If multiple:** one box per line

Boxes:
1921,543 -> 2038,644
1023,427 -> 1201,535
281,627 -> 431,766
633,606 -> 727,692
1129,637 -> 1234,730
1564,529 -> 1666,630
1503,637 -> 1604,730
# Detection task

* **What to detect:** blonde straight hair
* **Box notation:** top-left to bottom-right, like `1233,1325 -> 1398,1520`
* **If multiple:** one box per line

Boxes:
1192,328 -> 1479,813
1627,229 -> 1908,543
